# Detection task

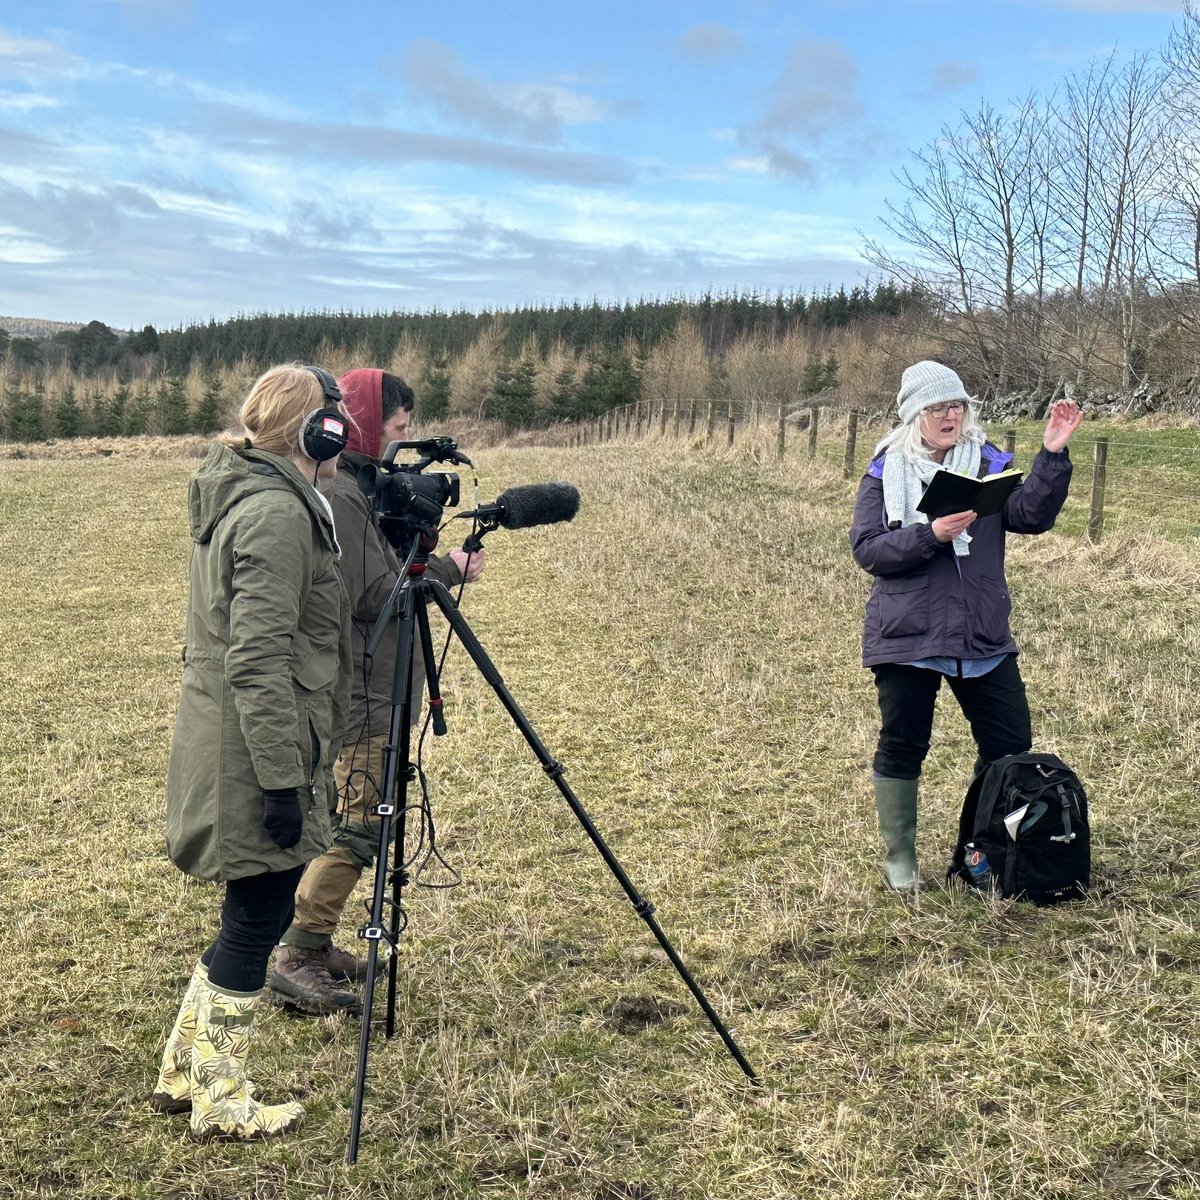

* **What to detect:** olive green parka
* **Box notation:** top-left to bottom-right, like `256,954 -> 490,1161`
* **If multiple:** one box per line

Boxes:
166,443 -> 352,881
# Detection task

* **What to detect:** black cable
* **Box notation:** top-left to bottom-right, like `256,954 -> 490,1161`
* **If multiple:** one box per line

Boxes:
408,516 -> 477,889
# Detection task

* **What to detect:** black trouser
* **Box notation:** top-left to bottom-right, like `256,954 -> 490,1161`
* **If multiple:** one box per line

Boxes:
871,654 -> 1032,780
199,864 -> 306,993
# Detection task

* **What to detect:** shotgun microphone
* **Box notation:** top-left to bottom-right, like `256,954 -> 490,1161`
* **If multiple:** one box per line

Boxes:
456,482 -> 580,552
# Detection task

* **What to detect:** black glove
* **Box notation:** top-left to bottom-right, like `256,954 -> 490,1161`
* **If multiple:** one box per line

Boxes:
262,787 -> 303,849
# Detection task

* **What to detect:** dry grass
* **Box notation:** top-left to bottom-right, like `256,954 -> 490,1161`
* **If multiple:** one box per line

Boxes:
0,426 -> 1198,1199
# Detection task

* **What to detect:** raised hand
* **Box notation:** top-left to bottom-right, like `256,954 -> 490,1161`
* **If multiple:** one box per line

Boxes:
1043,399 -> 1083,453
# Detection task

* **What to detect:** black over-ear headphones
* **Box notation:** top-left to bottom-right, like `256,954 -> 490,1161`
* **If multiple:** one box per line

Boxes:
298,366 -> 348,462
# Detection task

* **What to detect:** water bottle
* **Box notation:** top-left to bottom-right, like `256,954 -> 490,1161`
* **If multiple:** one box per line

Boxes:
964,843 -> 991,889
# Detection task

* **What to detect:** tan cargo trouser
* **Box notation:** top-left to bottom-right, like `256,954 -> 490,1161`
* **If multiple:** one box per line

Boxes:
287,734 -> 393,945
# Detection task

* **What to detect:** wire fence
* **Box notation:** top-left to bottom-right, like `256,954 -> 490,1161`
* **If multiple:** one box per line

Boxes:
560,397 -> 1200,543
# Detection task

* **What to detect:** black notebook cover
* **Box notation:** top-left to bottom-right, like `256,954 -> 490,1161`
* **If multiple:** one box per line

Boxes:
917,468 -> 1023,520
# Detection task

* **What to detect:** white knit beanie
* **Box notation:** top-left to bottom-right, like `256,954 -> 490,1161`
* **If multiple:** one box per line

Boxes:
896,361 -> 971,423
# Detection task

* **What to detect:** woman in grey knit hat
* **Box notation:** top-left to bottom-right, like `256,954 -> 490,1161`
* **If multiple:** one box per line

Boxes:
849,361 -> 1082,891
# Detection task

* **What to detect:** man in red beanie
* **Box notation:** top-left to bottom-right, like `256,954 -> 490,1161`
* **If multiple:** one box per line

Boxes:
270,369 -> 485,1014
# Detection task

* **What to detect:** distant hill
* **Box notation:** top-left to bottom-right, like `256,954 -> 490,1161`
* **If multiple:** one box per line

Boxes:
0,316 -> 87,339
0,316 -> 135,340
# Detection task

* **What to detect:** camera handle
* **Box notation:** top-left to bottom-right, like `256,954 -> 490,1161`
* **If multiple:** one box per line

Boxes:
346,557 -> 759,1165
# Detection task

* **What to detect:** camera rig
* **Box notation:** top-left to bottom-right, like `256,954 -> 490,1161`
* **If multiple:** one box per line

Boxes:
356,436 -> 472,539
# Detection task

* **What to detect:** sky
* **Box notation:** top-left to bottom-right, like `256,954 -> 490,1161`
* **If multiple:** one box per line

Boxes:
0,0 -> 1186,331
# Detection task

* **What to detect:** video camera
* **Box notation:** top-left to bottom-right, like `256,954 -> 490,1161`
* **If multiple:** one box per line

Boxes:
356,436 -> 471,542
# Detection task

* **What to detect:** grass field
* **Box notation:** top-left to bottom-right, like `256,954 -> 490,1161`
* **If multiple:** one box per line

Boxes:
1,423 -> 1198,1199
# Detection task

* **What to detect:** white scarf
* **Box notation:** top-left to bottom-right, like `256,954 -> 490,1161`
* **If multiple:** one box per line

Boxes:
881,438 -> 982,557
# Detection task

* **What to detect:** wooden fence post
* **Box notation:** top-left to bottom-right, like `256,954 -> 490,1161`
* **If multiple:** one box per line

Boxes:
658,402 -> 668,437
1087,436 -> 1108,542
672,400 -> 682,439
808,405 -> 819,457
776,403 -> 787,459
706,400 -> 716,442
689,399 -> 698,437
843,410 -> 859,480
726,403 -> 736,447
1004,429 -> 1016,457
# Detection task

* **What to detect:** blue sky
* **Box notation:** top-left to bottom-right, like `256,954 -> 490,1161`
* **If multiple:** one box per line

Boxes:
0,0 -> 1184,330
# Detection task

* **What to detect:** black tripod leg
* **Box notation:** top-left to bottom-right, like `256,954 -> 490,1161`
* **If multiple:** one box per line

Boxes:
424,580 -> 759,1083
347,585 -> 418,1164
416,597 -> 447,736
384,726 -> 414,1043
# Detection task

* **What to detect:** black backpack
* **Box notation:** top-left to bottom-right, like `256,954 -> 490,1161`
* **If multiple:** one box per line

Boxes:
949,752 -> 1090,904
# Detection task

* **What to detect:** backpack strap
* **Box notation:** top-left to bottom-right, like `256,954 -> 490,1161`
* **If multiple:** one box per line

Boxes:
971,754 -> 1023,845
1050,783 -> 1078,844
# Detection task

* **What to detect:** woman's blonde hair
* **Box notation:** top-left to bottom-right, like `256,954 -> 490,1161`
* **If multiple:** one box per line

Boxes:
217,364 -> 325,457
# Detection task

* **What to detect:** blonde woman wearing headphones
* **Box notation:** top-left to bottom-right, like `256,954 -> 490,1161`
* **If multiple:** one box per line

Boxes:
150,363 -> 352,1140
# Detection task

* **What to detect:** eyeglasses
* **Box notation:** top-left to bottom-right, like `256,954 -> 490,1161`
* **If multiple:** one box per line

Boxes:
925,401 -> 966,417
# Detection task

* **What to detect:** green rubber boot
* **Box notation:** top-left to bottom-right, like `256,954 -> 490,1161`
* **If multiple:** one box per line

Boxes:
873,776 -> 920,892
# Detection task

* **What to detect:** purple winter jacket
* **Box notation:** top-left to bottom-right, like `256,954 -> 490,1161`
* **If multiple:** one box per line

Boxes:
849,443 -> 1072,667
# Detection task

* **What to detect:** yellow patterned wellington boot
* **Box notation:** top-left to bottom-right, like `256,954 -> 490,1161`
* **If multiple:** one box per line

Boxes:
189,979 -> 304,1142
149,959 -> 208,1114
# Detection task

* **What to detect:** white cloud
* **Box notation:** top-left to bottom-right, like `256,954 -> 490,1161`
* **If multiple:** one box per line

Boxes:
0,30 -> 85,82
726,156 -> 771,173
0,90 -> 60,112
757,37 -> 865,140
674,23 -> 749,63
733,34 -> 888,183
400,39 -> 613,144
930,60 -> 979,93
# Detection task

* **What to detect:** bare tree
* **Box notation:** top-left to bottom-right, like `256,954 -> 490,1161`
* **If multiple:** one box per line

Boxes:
1151,0 -> 1200,378
866,95 -> 1056,398
869,44 -> 1172,399
1042,53 -> 1166,389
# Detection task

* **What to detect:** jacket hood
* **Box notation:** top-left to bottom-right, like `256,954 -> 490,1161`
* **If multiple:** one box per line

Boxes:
339,368 -> 382,458
188,442 -> 337,552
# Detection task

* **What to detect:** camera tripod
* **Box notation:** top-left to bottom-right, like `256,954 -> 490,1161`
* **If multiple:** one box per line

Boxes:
346,531 -> 758,1164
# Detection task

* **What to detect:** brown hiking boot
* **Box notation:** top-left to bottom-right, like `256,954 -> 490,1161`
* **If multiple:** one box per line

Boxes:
318,941 -> 369,983
268,945 -> 361,1016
